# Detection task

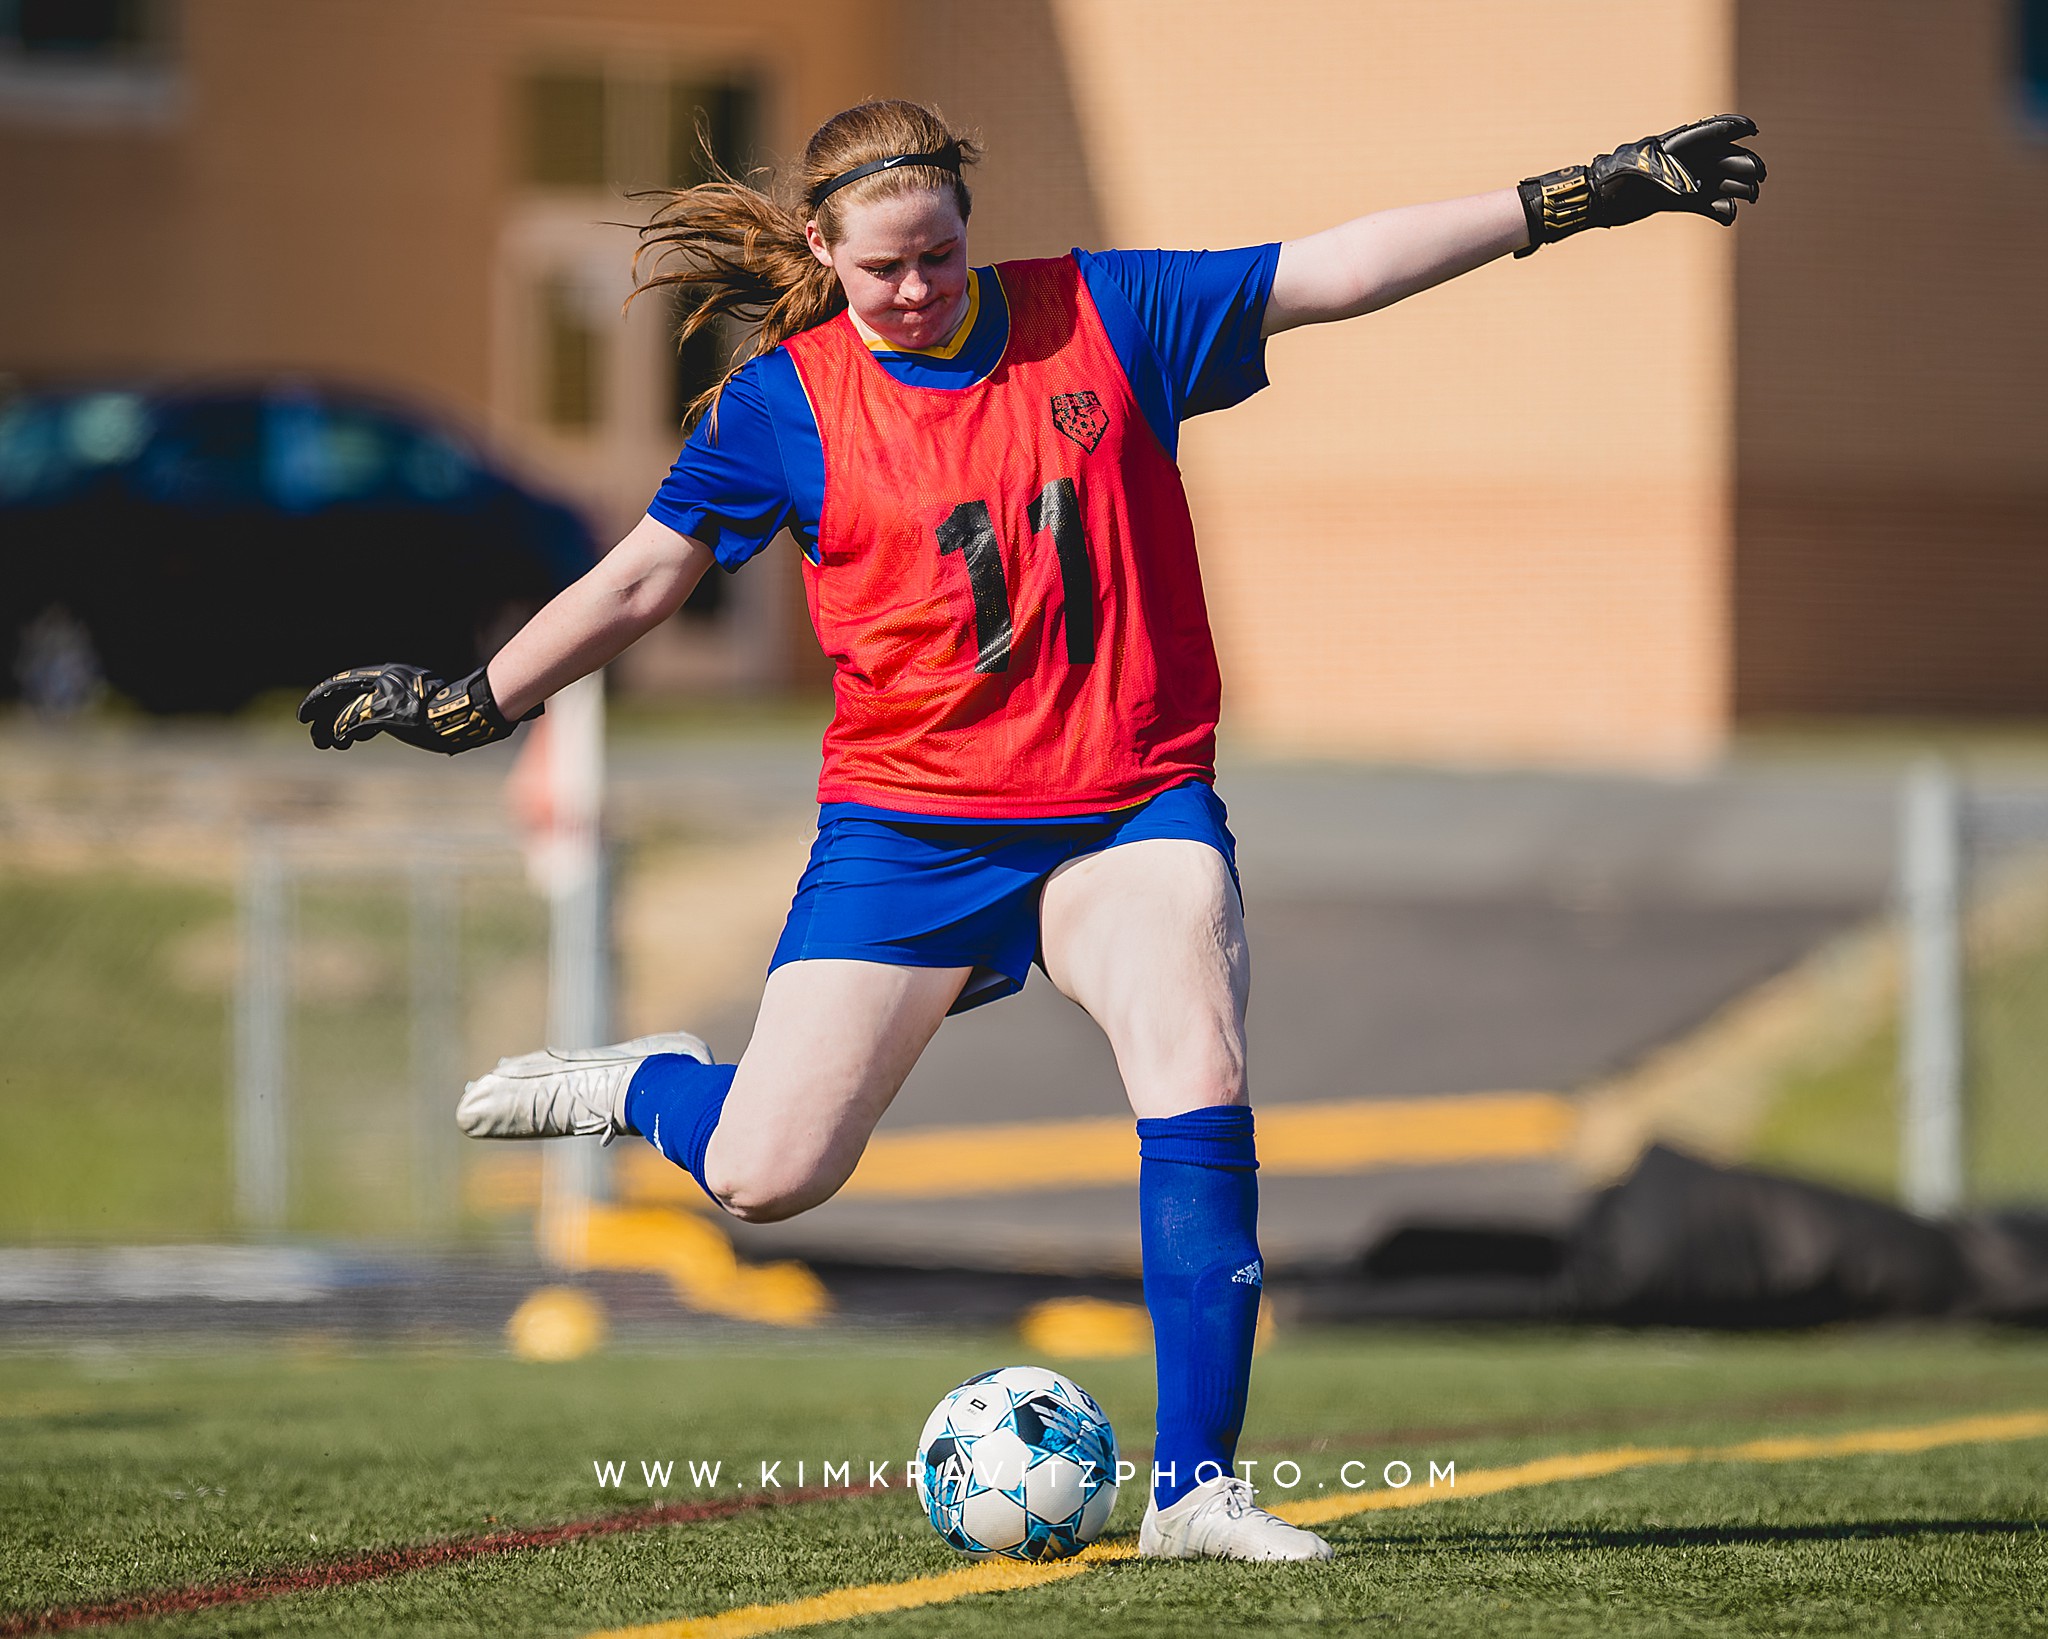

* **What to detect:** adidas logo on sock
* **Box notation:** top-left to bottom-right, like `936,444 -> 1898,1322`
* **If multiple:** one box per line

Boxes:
1230,1260 -> 1263,1288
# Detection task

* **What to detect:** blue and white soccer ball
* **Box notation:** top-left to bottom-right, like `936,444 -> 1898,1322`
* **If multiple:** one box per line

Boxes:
914,1365 -> 1119,1561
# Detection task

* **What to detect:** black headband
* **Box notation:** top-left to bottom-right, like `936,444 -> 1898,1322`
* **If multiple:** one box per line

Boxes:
809,147 -> 960,210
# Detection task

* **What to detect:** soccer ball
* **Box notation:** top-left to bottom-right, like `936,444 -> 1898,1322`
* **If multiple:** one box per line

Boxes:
914,1365 -> 1119,1561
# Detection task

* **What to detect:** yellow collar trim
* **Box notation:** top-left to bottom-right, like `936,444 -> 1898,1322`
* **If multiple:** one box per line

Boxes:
864,268 -> 981,360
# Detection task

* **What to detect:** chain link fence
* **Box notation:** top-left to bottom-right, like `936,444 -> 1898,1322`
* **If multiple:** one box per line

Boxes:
231,831 -> 552,1243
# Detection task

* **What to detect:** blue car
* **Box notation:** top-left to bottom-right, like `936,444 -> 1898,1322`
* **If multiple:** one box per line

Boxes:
0,382 -> 594,713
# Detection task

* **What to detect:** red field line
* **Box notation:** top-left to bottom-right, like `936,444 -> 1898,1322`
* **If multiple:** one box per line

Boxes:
0,1484 -> 877,1636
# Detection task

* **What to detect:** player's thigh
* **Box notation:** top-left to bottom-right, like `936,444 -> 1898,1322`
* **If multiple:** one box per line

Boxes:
1037,838 -> 1250,1119
703,957 -> 968,1220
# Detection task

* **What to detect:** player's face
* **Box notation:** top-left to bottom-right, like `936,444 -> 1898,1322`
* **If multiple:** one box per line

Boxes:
808,188 -> 971,353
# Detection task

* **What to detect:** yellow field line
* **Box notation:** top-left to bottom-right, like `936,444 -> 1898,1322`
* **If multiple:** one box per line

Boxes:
1277,1443 -> 1691,1526
1719,1410 -> 2048,1463
583,1546 -> 1137,1639
583,1408 -> 2048,1639
613,1091 -> 1574,1207
1277,1409 -> 2048,1526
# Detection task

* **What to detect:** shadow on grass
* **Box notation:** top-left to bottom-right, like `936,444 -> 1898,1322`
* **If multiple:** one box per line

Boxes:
17,1408 -> 183,1432
1366,1519 -> 2047,1551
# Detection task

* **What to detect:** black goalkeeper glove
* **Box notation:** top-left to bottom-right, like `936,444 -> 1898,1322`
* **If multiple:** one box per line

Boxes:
1515,114 -> 1764,256
297,662 -> 539,754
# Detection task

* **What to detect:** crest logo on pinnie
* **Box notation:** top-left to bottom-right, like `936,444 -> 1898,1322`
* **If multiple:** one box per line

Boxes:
1049,391 -> 1107,453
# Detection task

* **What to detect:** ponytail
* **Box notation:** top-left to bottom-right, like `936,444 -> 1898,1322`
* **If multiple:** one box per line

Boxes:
631,99 -> 981,432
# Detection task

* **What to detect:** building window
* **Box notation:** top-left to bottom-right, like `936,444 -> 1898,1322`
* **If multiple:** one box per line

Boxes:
499,65 -> 786,685
668,79 -> 753,189
667,290 -> 732,624
520,65 -> 757,194
1,0 -> 163,56
2022,0 -> 2048,133
515,68 -> 755,443
670,291 -> 731,429
539,276 -> 604,432
523,71 -> 607,188
0,0 -> 180,124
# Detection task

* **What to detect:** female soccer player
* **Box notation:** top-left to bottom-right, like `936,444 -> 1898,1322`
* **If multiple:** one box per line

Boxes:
300,100 -> 1763,1560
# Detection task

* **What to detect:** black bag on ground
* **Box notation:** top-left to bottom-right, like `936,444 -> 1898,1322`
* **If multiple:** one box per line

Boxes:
1561,1145 -> 1970,1326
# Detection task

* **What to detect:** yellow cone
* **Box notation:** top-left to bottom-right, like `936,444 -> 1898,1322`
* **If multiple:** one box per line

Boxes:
568,1202 -> 831,1326
507,1285 -> 607,1361
1019,1297 -> 1152,1359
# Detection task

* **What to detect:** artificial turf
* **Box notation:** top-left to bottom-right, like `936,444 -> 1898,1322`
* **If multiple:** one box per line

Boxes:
0,872 -> 236,1242
2,1328 -> 2045,1637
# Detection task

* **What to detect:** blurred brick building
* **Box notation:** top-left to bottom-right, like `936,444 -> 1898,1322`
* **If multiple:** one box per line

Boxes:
3,0 -> 2044,765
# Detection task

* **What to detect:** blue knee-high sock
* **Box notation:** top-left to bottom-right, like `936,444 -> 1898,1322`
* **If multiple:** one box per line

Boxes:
1137,1105 -> 1261,1510
623,1054 -> 737,1205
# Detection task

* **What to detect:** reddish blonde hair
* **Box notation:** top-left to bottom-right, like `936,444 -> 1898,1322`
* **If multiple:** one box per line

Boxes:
632,99 -> 981,429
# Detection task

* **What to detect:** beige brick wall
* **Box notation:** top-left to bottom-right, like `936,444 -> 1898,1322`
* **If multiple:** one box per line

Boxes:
1733,0 -> 2048,717
899,0 -> 1106,268
1051,0 -> 1737,767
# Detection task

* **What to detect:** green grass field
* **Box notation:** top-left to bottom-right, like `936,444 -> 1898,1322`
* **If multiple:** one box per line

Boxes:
4,1327 -> 2046,1637
0,867 -> 546,1244
1753,899 -> 2048,1207
0,872 -> 236,1242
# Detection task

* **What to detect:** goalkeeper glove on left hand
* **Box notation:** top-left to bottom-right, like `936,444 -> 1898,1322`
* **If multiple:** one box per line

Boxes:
297,662 -> 537,754
1516,114 -> 1765,256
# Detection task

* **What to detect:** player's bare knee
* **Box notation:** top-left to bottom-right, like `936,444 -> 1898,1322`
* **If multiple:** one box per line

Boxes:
704,1153 -> 841,1223
1183,1070 -> 1249,1112
1139,1042 -> 1246,1114
715,1189 -> 798,1225
703,1163 -> 801,1223
709,1180 -> 794,1224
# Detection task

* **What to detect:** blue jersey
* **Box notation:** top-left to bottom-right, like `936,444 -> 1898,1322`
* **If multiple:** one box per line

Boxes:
646,243 -> 1280,823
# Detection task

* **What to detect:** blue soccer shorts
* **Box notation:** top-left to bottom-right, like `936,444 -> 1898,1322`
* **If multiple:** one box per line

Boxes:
768,779 -> 1239,1013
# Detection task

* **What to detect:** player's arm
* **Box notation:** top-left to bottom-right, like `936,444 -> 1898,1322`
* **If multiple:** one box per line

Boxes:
298,513 -> 714,752
1263,115 -> 1764,336
1263,188 -> 1525,335
485,513 -> 713,720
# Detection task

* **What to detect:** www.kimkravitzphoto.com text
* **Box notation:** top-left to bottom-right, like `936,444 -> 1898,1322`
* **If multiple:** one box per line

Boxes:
590,1457 -> 1460,1494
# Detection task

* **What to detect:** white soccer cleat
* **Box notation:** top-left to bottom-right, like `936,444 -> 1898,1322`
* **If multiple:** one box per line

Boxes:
1138,1475 -> 1335,1562
455,1032 -> 711,1144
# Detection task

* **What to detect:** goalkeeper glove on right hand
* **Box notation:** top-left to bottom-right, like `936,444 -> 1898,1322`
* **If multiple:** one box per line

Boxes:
1516,114 -> 1765,256
297,662 -> 537,754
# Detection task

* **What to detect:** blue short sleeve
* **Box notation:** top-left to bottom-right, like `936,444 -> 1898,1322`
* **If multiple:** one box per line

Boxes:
1075,245 -> 1280,458
647,353 -> 814,568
